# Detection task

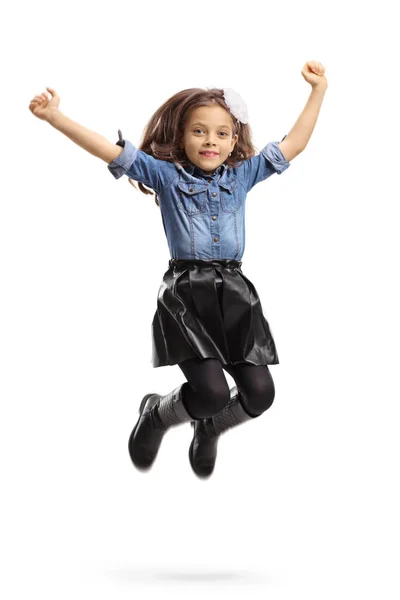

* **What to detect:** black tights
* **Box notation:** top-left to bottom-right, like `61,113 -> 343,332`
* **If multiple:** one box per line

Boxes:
178,357 -> 275,420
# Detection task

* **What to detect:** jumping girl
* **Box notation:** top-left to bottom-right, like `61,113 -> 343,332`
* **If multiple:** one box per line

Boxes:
29,60 -> 327,478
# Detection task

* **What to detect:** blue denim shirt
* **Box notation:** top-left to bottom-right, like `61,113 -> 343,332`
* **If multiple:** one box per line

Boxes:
107,131 -> 290,260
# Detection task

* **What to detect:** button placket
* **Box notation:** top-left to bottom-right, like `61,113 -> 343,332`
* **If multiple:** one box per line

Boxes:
209,186 -> 220,249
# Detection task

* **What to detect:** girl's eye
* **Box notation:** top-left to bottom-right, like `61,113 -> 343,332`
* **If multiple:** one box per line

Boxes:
193,129 -> 228,136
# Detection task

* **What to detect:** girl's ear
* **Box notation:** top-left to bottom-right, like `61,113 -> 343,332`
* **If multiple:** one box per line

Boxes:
231,133 -> 239,150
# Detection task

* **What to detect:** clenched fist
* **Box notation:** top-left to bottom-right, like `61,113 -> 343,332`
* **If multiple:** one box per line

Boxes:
29,87 -> 61,121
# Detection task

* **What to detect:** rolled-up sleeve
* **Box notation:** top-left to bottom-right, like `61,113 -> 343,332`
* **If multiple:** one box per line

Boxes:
238,139 -> 290,192
107,131 -> 175,194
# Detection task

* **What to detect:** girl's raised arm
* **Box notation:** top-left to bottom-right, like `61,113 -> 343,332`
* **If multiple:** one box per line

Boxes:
29,87 -> 122,164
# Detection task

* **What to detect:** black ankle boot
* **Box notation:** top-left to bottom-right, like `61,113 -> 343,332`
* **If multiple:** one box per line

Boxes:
188,386 -> 254,478
128,383 -> 192,471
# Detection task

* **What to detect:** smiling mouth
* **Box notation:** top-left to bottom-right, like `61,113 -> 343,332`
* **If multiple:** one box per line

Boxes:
200,152 -> 219,157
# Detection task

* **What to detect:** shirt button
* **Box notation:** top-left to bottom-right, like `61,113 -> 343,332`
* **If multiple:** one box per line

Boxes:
189,187 -> 194,192
212,192 -> 217,197
212,216 -> 217,221
213,237 -> 219,242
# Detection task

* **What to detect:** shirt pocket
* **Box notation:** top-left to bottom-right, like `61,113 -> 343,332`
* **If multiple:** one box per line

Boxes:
177,181 -> 209,215
218,179 -> 242,213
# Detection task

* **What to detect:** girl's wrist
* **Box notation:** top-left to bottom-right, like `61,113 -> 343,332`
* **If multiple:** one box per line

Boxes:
45,107 -> 63,125
311,82 -> 328,93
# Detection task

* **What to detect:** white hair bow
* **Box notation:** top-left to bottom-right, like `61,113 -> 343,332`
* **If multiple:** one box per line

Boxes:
222,88 -> 249,124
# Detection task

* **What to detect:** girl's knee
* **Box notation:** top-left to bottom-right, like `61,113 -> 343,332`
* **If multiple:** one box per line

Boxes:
195,381 -> 230,418
182,378 -> 230,420
202,384 -> 230,418
242,376 -> 275,416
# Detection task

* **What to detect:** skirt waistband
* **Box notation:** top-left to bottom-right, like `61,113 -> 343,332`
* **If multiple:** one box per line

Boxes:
169,259 -> 242,270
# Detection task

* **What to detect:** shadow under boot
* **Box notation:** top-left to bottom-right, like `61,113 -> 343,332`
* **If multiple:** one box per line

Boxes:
188,386 -> 254,479
128,382 -> 192,471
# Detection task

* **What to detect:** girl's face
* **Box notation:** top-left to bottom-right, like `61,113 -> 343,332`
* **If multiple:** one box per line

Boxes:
180,105 -> 238,174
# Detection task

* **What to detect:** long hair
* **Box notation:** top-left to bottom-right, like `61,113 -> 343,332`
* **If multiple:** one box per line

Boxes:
128,88 -> 258,207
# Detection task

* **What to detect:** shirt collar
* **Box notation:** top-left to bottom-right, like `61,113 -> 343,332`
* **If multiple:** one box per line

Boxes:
183,161 -> 229,178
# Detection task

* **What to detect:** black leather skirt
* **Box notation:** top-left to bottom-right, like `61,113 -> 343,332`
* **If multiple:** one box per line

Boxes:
151,259 -> 279,368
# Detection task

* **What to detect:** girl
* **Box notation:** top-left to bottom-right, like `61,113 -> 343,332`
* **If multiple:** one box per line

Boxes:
29,61 -> 327,479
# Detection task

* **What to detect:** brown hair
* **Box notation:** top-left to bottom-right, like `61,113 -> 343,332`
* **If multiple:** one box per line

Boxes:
127,87 -> 259,207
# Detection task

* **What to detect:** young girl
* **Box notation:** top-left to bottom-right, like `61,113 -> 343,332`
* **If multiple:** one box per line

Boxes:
29,61 -> 327,479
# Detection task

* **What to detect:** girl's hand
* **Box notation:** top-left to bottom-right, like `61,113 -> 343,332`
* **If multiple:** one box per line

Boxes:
301,61 -> 328,89
28,87 -> 61,121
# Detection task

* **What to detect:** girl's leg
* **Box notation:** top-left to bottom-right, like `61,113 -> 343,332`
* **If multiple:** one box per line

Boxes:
178,357 -> 231,420
127,356 -> 231,472
189,362 -> 276,478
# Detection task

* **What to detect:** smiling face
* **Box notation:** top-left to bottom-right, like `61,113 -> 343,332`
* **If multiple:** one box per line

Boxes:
180,104 -> 238,175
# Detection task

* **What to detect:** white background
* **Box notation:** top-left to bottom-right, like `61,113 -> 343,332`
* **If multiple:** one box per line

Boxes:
1,0 -> 399,598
